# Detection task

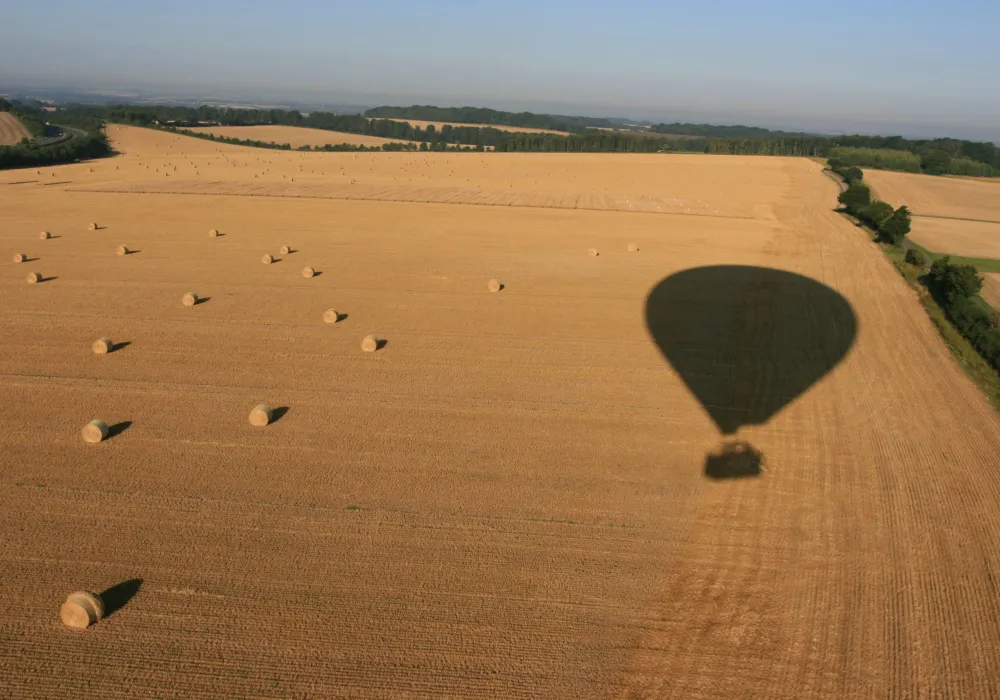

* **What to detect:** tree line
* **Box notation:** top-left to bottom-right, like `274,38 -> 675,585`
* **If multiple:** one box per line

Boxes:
831,159 -> 912,244
927,257 -> 1000,373
363,105 -> 613,133
831,158 -> 1000,375
173,128 -> 479,152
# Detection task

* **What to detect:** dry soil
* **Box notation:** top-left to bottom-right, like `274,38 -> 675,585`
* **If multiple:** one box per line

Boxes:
0,111 -> 32,146
2,126 -> 1000,699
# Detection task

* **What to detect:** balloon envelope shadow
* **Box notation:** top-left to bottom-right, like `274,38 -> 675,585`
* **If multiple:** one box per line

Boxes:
645,266 -> 857,476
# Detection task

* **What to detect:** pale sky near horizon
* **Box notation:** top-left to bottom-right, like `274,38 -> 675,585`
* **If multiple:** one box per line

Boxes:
2,0 -> 998,140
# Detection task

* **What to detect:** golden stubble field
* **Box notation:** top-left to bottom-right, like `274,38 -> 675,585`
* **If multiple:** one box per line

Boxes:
864,169 -> 1000,257
0,112 -> 32,145
2,125 -> 1000,698
185,124 -> 414,149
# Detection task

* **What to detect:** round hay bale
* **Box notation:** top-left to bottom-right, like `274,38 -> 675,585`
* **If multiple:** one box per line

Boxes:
182,292 -> 198,307
323,309 -> 340,324
88,222 -> 98,231
39,231 -> 51,240
588,248 -> 599,257
60,591 -> 104,630
627,243 -> 638,252
81,419 -> 109,444
487,279 -> 502,293
249,404 -> 273,427
208,228 -> 219,238
279,245 -> 290,255
13,253 -> 26,263
92,337 -> 113,355
116,245 -> 129,256
26,272 -> 41,284
261,254 -> 274,264
361,335 -> 379,353
302,266 -> 315,278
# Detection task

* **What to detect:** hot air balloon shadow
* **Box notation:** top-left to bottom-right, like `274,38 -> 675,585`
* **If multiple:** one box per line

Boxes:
645,265 -> 857,479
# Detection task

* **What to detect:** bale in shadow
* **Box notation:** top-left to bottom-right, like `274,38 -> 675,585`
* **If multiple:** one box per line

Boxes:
100,578 -> 142,618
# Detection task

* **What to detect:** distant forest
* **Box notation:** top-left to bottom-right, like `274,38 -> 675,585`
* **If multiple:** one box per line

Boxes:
3,100 -> 999,176
363,105 -> 614,133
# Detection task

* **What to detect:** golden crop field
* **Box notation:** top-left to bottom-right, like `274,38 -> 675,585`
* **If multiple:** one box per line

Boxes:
185,124 -> 412,148
0,111 -> 32,145
864,169 -> 1000,257
3,125 -> 1000,699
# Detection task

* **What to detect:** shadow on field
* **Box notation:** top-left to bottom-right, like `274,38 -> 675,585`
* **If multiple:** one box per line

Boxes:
193,296 -> 211,306
110,341 -> 131,353
37,275 -> 58,283
271,406 -> 290,423
644,266 -> 857,478
705,442 -> 763,479
106,421 -> 132,440
101,578 -> 142,618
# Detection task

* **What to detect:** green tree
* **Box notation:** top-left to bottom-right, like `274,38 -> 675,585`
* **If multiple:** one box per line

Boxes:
928,256 -> 983,301
880,206 -> 912,245
920,149 -> 952,175
862,200 -> 895,230
904,248 -> 926,267
838,183 -> 871,213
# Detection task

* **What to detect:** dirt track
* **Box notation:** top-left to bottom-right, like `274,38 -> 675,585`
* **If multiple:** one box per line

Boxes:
0,111 -> 32,145
2,126 -> 1000,698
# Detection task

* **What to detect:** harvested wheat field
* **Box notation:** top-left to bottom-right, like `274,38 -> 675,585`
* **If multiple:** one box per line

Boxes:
2,124 -> 1000,699
185,124 -> 415,149
983,274 -> 1000,310
865,169 -> 1000,257
0,111 -> 32,145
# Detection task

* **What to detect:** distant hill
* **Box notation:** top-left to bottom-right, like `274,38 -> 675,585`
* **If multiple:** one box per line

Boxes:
649,123 -> 816,139
363,105 -> 615,133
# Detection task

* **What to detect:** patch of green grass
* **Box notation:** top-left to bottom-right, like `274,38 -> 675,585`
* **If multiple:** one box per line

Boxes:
884,246 -> 1000,410
905,239 -> 1000,274
346,505 -> 360,511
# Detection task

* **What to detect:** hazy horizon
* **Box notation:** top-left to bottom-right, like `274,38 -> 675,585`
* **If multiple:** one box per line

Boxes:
3,0 -> 998,142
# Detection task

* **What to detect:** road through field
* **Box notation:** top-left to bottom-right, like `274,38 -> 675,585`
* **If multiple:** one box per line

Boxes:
2,126 -> 1000,698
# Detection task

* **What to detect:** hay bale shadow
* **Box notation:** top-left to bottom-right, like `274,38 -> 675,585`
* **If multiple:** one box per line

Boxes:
110,341 -> 131,353
106,421 -> 132,440
37,276 -> 58,283
271,406 -> 289,423
310,270 -> 322,277
100,578 -> 142,618
704,442 -> 762,480
193,296 -> 211,306
375,339 -> 388,350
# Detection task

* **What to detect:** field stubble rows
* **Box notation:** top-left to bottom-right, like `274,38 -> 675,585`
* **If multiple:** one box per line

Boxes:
1,126 -> 1000,698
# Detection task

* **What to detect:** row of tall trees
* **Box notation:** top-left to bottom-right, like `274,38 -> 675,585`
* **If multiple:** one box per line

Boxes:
927,258 -> 1000,372
363,105 -> 613,132
832,160 -> 912,245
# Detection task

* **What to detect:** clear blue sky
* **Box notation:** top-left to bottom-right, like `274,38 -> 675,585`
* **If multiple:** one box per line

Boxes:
2,0 -> 998,139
